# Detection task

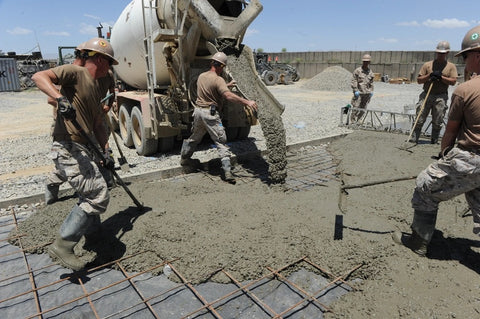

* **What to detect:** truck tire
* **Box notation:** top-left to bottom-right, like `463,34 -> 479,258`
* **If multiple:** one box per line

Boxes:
119,104 -> 133,147
292,72 -> 301,82
262,70 -> 278,86
131,106 -> 158,156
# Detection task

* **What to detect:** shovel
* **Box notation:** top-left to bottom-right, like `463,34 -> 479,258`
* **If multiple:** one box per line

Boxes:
400,81 -> 433,150
101,94 -> 130,172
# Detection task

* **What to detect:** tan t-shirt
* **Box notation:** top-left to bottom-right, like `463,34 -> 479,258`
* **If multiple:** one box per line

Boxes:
418,60 -> 457,95
448,76 -> 480,151
196,70 -> 229,109
51,64 -> 105,144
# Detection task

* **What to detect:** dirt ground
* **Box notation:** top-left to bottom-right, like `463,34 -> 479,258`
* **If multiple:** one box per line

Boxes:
10,129 -> 480,318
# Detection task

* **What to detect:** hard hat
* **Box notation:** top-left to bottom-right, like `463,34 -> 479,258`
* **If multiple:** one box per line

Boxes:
76,42 -> 86,51
454,25 -> 480,57
212,52 -> 227,66
83,37 -> 118,65
362,54 -> 371,62
435,41 -> 450,53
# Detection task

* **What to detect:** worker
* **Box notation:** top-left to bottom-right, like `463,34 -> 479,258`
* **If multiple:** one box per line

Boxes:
350,54 -> 374,123
409,41 -> 457,144
44,43 -> 116,205
393,25 -> 480,256
180,51 -> 257,184
32,37 -> 118,271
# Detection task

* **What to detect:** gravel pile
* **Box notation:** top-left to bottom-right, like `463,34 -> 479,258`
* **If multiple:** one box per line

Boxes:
0,81 -> 455,204
301,66 -> 353,91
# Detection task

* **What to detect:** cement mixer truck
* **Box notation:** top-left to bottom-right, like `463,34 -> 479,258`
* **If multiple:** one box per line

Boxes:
108,0 -> 281,156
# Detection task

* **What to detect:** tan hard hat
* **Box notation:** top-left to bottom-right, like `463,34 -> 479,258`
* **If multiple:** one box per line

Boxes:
435,41 -> 450,53
76,42 -> 86,51
83,37 -> 118,65
362,54 -> 371,62
454,25 -> 480,57
212,52 -> 227,65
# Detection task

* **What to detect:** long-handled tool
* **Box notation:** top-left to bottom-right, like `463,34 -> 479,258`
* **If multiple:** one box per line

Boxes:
401,81 -> 433,149
70,117 -> 144,210
101,93 -> 129,172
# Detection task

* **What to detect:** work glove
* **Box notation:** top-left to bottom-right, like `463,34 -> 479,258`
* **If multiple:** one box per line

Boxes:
370,92 -> 374,98
430,70 -> 442,81
354,91 -> 360,98
56,96 -> 76,120
103,148 -> 115,170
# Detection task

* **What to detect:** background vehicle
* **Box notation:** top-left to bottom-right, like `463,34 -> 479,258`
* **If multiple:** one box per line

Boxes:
255,52 -> 300,86
108,0 -> 266,156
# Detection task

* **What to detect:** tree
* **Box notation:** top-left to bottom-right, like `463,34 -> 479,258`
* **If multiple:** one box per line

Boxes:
257,48 -> 264,53
281,48 -> 287,52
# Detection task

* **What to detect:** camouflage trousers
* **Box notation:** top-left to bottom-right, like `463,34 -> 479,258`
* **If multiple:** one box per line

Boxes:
412,147 -> 480,234
47,141 -> 109,215
413,92 -> 448,132
350,94 -> 371,122
183,107 -> 230,159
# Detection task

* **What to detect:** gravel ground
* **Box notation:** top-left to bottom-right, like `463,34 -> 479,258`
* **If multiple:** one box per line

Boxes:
0,72 -> 454,204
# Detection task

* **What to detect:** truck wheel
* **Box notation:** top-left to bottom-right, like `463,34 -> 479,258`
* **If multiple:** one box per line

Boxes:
262,70 -> 278,86
292,72 -> 301,82
131,106 -> 158,156
158,136 -> 174,152
119,104 -> 133,147
237,126 -> 251,139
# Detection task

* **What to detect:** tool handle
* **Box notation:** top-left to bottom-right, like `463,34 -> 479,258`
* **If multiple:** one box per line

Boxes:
405,82 -> 433,143
70,118 -> 144,210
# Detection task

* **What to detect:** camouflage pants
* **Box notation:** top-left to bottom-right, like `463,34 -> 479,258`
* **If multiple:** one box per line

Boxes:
47,141 -> 109,215
183,107 -> 230,159
412,147 -> 480,234
413,92 -> 448,131
350,94 -> 371,122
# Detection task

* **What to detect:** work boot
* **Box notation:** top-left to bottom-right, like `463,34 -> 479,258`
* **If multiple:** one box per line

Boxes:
48,205 -> 93,271
431,129 -> 440,144
45,184 -> 59,205
48,237 -> 87,271
409,127 -> 421,143
221,157 -> 236,184
392,230 -> 428,256
180,157 -> 200,168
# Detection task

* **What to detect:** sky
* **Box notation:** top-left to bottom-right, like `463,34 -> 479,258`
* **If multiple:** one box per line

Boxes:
1,0 -> 479,59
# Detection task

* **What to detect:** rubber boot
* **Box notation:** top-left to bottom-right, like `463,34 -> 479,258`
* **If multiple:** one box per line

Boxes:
431,128 -> 440,144
409,127 -> 421,143
48,205 -> 94,271
221,157 -> 236,184
392,209 -> 437,256
45,184 -> 59,205
180,140 -> 200,168
392,229 -> 428,256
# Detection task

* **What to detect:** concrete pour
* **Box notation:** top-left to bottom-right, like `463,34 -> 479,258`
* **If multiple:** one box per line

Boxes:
2,142 -> 352,318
